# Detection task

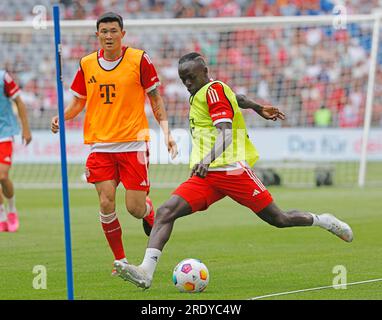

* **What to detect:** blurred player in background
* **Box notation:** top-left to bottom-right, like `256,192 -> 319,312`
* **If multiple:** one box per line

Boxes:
115,52 -> 354,289
0,69 -> 32,232
50,12 -> 177,274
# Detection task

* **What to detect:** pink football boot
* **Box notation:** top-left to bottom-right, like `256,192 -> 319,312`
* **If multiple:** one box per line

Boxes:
7,212 -> 19,232
0,220 -> 7,232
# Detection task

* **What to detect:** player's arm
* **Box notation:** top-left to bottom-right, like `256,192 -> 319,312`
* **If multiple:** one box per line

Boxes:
147,88 -> 178,159
190,122 -> 232,178
50,95 -> 86,134
191,83 -> 235,178
4,71 -> 32,145
236,94 -> 285,121
13,95 -> 32,145
191,122 -> 232,178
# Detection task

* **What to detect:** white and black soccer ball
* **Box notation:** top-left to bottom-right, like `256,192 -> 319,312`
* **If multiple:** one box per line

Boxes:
172,258 -> 209,293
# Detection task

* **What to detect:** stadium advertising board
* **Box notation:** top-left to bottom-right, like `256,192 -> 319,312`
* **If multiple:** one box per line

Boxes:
12,128 -> 382,163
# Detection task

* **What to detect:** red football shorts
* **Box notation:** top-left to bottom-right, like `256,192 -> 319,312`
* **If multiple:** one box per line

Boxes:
85,151 -> 150,192
173,166 -> 273,214
0,141 -> 13,166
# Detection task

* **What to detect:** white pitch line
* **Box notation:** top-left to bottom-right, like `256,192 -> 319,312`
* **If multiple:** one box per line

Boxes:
249,278 -> 382,300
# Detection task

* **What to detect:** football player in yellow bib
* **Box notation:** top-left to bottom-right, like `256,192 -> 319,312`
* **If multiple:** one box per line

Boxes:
114,52 -> 353,289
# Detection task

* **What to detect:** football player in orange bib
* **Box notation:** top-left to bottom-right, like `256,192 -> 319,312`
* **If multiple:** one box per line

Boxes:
51,12 -> 177,276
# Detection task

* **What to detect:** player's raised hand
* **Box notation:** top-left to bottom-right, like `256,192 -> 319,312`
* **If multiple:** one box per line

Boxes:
22,128 -> 32,145
258,105 -> 285,121
51,115 -> 59,133
166,134 -> 178,160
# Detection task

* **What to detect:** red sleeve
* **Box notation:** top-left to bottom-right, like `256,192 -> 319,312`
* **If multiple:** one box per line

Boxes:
4,72 -> 20,98
206,82 -> 234,125
70,66 -> 87,98
141,53 -> 160,92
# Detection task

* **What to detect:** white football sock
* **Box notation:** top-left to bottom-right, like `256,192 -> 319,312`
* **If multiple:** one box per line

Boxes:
139,248 -> 162,278
0,204 -> 6,222
310,213 -> 329,229
7,195 -> 16,213
119,257 -> 128,264
143,202 -> 151,218
99,211 -> 117,224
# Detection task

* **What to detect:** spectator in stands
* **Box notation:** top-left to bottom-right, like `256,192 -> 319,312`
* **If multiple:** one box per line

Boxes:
60,0 -> 73,7
314,105 -> 332,127
212,0 -> 241,17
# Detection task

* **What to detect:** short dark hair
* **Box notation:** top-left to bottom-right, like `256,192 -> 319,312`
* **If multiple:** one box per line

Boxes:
179,52 -> 206,65
96,12 -> 123,30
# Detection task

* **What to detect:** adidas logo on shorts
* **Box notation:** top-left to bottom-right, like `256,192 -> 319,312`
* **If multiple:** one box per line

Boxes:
252,189 -> 260,196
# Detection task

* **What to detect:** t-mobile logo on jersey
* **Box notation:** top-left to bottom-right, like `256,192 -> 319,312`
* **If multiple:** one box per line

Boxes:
100,84 -> 116,104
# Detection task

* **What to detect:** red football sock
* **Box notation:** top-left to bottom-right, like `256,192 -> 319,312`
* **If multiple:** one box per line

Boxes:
144,197 -> 155,227
100,212 -> 125,260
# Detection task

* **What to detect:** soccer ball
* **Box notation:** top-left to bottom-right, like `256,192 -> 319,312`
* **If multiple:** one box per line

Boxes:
172,258 -> 209,293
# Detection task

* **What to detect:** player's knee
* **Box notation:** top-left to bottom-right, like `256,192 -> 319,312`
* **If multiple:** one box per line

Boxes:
126,202 -> 146,219
0,171 -> 9,181
99,195 -> 115,213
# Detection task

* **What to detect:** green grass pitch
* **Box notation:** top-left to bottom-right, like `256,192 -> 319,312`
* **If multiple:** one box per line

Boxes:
0,186 -> 381,300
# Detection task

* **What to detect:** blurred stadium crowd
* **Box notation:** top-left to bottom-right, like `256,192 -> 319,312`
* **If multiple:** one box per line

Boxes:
1,0 -> 381,20
1,0 -> 382,130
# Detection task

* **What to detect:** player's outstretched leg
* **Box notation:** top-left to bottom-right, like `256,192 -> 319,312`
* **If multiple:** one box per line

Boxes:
257,202 -> 353,242
116,195 -> 192,289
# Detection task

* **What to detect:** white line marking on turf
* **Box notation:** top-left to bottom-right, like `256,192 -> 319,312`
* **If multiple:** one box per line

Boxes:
249,278 -> 382,300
